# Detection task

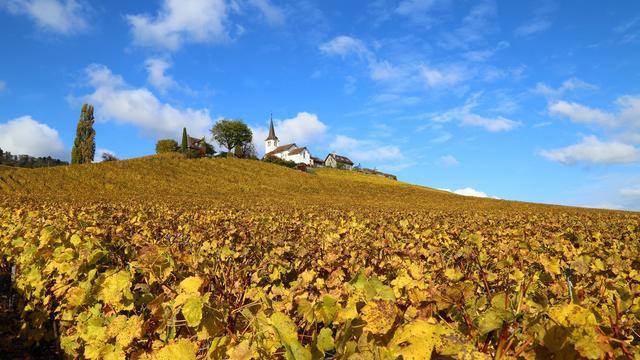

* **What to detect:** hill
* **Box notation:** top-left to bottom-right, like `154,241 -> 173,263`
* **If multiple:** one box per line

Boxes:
0,153 -> 617,214
1,154 -> 639,359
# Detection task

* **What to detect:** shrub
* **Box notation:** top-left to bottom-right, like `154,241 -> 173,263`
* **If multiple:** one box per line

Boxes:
263,155 -> 297,168
156,139 -> 179,154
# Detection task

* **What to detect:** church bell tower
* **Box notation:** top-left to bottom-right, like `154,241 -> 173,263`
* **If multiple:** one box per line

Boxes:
265,114 -> 279,154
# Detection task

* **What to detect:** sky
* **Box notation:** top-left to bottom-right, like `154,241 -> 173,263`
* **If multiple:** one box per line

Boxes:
0,0 -> 639,210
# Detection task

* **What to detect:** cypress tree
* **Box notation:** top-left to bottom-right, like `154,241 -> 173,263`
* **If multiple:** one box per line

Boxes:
71,104 -> 96,164
181,127 -> 188,154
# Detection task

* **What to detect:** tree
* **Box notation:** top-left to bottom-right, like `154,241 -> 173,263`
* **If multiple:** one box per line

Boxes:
203,141 -> 215,156
210,119 -> 253,153
71,104 -> 96,164
156,139 -> 179,154
234,144 -> 243,158
242,142 -> 257,159
101,152 -> 118,162
181,127 -> 188,154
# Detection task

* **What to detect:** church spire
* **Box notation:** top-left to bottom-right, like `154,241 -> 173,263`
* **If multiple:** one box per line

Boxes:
266,113 -> 278,141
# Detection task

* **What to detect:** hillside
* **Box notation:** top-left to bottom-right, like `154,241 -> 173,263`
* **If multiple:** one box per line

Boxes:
0,153 -> 618,214
1,154 -> 639,359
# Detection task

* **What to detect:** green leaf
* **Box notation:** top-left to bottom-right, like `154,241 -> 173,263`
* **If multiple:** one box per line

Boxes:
182,296 -> 204,327
316,328 -> 335,353
270,312 -> 312,360
478,309 -> 503,335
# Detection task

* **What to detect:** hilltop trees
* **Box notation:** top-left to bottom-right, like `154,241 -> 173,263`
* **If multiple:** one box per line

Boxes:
71,104 -> 96,164
156,139 -> 179,154
211,119 -> 252,153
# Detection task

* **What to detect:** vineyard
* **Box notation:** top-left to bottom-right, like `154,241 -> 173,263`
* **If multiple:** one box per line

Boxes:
0,153 -> 639,359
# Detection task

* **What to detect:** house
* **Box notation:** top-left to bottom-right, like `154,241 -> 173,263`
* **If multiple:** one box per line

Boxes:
325,152 -> 353,170
264,116 -> 313,165
310,156 -> 324,167
187,135 -> 207,156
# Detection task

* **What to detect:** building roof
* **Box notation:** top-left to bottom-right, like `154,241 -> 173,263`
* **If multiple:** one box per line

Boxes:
325,153 -> 353,165
288,147 -> 308,156
265,143 -> 296,157
187,136 -> 204,149
265,115 -> 278,141
311,156 -> 323,163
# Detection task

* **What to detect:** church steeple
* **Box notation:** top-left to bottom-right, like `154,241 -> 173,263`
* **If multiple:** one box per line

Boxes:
265,114 -> 279,154
266,113 -> 278,141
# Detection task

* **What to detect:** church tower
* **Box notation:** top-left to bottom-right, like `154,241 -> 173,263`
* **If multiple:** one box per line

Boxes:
265,114 -> 279,154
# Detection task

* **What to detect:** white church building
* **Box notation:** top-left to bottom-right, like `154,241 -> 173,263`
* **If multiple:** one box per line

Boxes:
264,117 -> 313,165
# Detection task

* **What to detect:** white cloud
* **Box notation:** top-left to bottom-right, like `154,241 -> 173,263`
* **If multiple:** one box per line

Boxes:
437,1 -> 497,50
145,58 -> 177,93
431,94 -> 521,132
252,112 -> 328,154
463,41 -> 510,62
549,101 -> 616,127
534,78 -> 597,97
418,64 -> 466,87
541,136 -> 639,165
0,80 -> 5,92
621,187 -> 640,197
461,113 -> 520,132
440,186 -> 499,198
77,64 -> 213,138
248,0 -> 284,26
0,116 -> 65,158
330,135 -> 402,162
439,155 -> 459,167
127,0 -> 229,50
319,36 -> 372,59
2,0 -> 88,34
616,95 -> 640,128
453,187 -> 488,197
514,18 -> 551,37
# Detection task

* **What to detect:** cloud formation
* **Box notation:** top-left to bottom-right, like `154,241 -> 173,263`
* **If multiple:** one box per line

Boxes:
329,135 -> 402,162
248,0 -> 285,26
540,136 -> 639,165
0,116 -> 66,158
1,0 -> 88,34
431,94 -> 521,132
534,78 -> 597,97
145,58 -> 177,93
549,101 -> 616,127
77,64 -> 213,138
439,155 -> 459,167
127,0 -> 229,50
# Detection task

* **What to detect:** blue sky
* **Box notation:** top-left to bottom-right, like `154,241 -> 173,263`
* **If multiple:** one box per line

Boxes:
0,0 -> 639,210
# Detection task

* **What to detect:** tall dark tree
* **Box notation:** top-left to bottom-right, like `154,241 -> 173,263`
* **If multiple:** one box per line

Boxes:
71,104 -> 96,164
181,127 -> 188,154
210,119 -> 253,153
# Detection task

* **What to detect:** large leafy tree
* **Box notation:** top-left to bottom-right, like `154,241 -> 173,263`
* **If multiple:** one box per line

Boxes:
210,119 -> 253,153
71,104 -> 96,164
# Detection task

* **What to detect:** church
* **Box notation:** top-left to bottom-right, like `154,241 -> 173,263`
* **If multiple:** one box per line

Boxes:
263,116 -> 314,165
